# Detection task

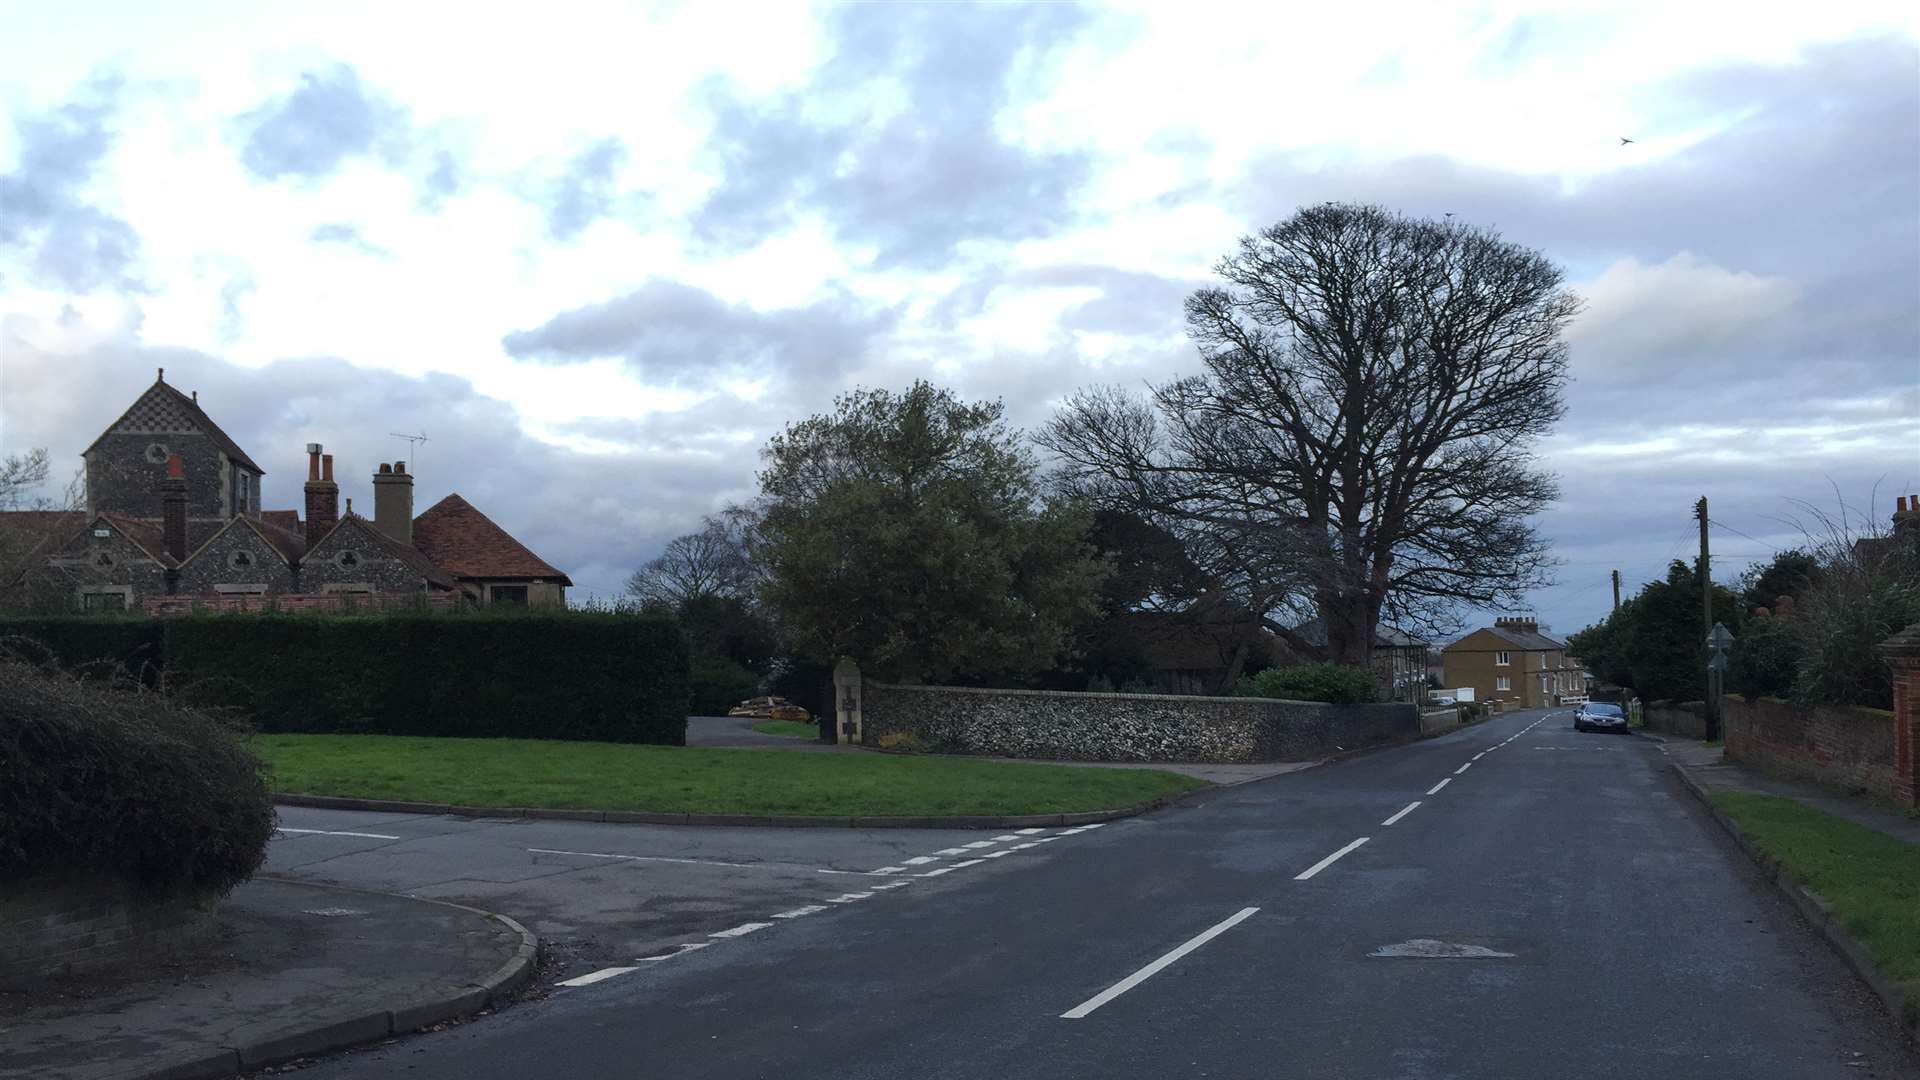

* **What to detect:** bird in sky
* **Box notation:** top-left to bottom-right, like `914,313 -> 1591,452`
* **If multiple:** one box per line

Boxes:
1619,136 -> 1636,145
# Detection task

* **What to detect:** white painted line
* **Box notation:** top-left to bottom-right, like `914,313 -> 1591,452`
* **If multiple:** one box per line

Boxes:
1380,802 -> 1421,827
826,892 -> 873,904
816,868 -> 888,876
870,866 -> 906,875
1453,762 -> 1473,775
1033,836 -> 1062,844
1473,751 -> 1486,760
950,859 -> 985,869
872,881 -> 912,890
1295,837 -> 1370,881
634,942 -> 711,961
918,867 -> 956,877
1015,827 -> 1047,835
961,840 -> 998,850
710,922 -> 774,938
983,850 -> 1012,858
992,834 -> 1021,841
772,905 -> 828,919
276,827 -> 402,840
1060,907 -> 1260,1020
1427,778 -> 1451,795
933,847 -> 970,856
1010,842 -> 1040,850
1078,823 -> 1108,830
902,856 -> 938,865
528,848 -> 758,869
556,966 -> 636,987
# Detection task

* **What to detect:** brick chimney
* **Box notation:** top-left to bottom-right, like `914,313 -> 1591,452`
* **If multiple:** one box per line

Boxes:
303,444 -> 339,550
372,461 -> 414,546
161,454 -> 188,562
1895,495 -> 1919,542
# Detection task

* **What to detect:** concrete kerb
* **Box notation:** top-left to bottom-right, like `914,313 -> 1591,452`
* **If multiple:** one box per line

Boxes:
272,791 -> 1189,830
1667,758 -> 1917,1043
135,879 -> 540,1080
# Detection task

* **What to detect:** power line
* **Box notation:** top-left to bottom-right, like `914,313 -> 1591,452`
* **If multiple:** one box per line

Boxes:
1708,518 -> 1782,556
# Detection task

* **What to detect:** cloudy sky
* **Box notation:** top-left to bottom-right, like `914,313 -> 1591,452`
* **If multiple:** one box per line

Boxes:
2,1 -> 1916,638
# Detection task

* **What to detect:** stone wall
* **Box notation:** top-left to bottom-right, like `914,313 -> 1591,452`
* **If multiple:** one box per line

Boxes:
1643,699 -> 1707,739
88,431 -> 231,520
0,875 -> 216,989
1724,695 -> 1898,800
860,681 -> 1419,763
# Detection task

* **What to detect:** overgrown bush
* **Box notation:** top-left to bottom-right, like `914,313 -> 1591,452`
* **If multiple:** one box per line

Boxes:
689,655 -> 760,716
1235,662 -> 1378,704
0,658 -> 274,897
1788,545 -> 1918,709
0,616 -> 166,684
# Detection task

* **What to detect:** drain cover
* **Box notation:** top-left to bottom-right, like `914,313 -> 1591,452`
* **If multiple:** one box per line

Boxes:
1369,939 -> 1515,959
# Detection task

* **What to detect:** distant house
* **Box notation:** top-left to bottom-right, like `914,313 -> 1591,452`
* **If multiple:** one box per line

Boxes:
1,370 -> 570,612
1124,600 -> 1286,695
1276,618 -> 1433,702
1442,617 -> 1587,709
1852,495 -> 1919,566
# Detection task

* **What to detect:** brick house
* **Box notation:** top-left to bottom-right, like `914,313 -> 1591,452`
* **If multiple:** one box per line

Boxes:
3,370 -> 570,611
1441,617 -> 1589,709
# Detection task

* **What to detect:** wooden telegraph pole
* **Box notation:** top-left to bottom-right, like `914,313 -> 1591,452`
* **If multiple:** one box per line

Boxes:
1697,497 -> 1718,738
1611,569 -> 1621,612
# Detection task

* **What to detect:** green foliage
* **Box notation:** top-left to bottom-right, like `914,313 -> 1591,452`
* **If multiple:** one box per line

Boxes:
1728,613 -> 1801,699
1567,561 -> 1741,702
1235,662 -> 1378,704
0,659 -> 274,897
0,615 -> 167,684
689,654 -> 761,716
1789,545 -> 1918,709
1740,549 -> 1821,612
756,380 -> 1106,682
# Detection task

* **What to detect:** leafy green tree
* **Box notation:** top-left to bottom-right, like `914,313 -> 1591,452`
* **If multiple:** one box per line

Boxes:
756,381 -> 1105,683
1568,561 -> 1741,702
1739,549 -> 1820,612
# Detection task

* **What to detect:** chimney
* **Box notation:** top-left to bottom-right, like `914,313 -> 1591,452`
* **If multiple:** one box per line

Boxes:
372,460 -> 414,546
304,444 -> 339,549
161,454 -> 188,562
1895,494 -> 1919,542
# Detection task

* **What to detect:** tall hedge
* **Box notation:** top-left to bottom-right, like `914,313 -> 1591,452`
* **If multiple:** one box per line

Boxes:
164,610 -> 689,743
0,616 -> 167,685
0,660 -> 274,897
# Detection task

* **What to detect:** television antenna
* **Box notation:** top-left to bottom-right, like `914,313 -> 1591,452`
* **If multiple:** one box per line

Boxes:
389,432 -> 430,473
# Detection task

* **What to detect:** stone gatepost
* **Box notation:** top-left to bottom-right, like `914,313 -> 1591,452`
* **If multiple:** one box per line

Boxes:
833,658 -> 863,746
1881,623 -> 1920,807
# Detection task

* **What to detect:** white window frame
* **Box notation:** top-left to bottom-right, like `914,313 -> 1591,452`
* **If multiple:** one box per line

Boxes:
1495,676 -> 1512,692
1494,651 -> 1511,666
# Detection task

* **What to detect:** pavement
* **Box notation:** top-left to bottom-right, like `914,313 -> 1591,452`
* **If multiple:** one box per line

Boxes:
1658,736 -> 1920,847
0,878 -> 532,1080
684,715 -> 843,750
257,708 -> 1920,1079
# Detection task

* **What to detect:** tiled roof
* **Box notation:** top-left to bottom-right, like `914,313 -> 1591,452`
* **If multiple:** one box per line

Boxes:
253,517 -> 308,562
98,513 -> 177,567
346,515 -> 457,589
411,494 -> 572,586
260,509 -> 301,534
0,510 -> 85,583
1448,624 -> 1569,652
83,376 -> 264,474
1290,617 -> 1430,651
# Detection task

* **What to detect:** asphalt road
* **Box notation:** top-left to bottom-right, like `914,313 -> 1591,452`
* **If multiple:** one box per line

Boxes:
287,709 -> 1920,1079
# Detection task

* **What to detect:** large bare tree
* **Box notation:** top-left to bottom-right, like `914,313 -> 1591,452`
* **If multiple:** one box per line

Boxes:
624,514 -> 755,609
1041,203 -> 1575,665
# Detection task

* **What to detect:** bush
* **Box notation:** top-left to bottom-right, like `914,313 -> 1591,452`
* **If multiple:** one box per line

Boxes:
689,655 -> 760,716
164,610 -> 690,744
0,616 -> 166,685
0,659 -> 274,897
1235,662 -> 1379,704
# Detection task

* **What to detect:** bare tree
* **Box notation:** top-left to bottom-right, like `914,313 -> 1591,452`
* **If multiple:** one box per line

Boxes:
624,514 -> 755,609
0,449 -> 51,510
1041,204 -> 1575,665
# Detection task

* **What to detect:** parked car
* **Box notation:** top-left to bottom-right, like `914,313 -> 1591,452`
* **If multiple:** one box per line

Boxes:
726,696 -> 812,722
1572,701 -> 1629,733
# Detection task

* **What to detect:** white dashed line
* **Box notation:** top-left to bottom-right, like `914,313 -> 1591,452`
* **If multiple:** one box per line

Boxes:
1380,801 -> 1421,827
870,866 -> 906,875
1427,778 -> 1451,795
992,834 -> 1021,841
933,847 -> 970,856
902,855 -> 938,865
825,893 -> 873,904
1453,762 -> 1473,775
918,867 -> 956,877
1295,837 -> 1370,881
983,850 -> 1012,858
1060,907 -> 1259,1020
872,881 -> 912,891
1016,827 -> 1047,835
710,922 -> 774,938
950,859 -> 985,869
772,905 -> 828,919
276,827 -> 402,840
1079,823 -> 1107,830
528,848 -> 759,869
557,966 -> 637,987
962,840 -> 998,850
1009,842 -> 1040,851
1033,836 -> 1062,844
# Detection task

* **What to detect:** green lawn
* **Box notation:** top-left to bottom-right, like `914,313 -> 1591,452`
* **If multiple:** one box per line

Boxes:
1711,791 -> 1920,1023
254,734 -> 1207,817
751,719 -> 821,739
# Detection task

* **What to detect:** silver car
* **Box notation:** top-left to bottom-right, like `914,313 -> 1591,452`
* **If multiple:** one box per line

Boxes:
1573,701 -> 1629,733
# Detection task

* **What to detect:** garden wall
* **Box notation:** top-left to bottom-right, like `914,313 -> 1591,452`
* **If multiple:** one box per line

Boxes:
860,681 -> 1419,763
1724,695 -> 1898,800
1,876 -> 216,989
1643,699 -> 1707,739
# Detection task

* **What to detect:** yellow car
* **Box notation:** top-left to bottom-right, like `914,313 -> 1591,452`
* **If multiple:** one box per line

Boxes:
726,696 -> 810,722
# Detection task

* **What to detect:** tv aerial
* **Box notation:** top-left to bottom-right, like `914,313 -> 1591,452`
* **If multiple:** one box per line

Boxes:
389,432 -> 430,473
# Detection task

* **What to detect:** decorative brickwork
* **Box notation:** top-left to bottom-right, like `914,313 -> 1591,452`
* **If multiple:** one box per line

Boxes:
1724,695 -> 1898,800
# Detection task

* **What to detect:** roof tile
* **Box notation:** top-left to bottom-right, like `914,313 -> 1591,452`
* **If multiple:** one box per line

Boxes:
411,494 -> 572,586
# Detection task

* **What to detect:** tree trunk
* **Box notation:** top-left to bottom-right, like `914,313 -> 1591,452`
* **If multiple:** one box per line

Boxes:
1318,588 -> 1374,667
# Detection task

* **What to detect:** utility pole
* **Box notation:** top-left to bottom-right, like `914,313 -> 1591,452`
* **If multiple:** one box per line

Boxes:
1697,496 -> 1718,738
1611,569 -> 1621,612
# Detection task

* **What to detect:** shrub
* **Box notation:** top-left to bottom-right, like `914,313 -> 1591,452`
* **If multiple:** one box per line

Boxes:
1235,662 -> 1379,704
0,616 -> 166,685
0,659 -> 274,897
164,610 -> 690,744
689,655 -> 760,716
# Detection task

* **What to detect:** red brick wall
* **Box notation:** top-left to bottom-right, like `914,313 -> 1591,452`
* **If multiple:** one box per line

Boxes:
1724,695 -> 1898,800
1,876 -> 215,989
140,591 -> 457,615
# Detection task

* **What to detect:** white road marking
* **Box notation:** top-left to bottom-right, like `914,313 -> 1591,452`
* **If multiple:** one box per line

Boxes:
1010,842 -> 1040,850
557,966 -> 636,987
1060,907 -> 1260,1020
983,850 -> 1012,858
772,905 -> 828,919
710,922 -> 774,938
1033,836 -> 1062,844
992,834 -> 1021,841
870,866 -> 906,875
825,893 -> 873,904
635,942 -> 710,961
1295,837 -> 1370,881
933,847 -> 970,856
1427,779 -> 1451,795
1453,762 -> 1473,775
918,867 -> 956,877
902,856 -> 938,865
961,840 -> 998,849
872,881 -> 912,890
1473,751 -> 1486,760
528,848 -> 758,869
1015,827 -> 1047,835
950,859 -> 985,868
1079,823 -> 1108,829
1380,801 -> 1421,827
276,827 -> 402,840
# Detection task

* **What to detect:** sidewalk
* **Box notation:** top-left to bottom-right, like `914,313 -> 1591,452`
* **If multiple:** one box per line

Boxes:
1660,738 -> 1920,848
0,878 -> 535,1080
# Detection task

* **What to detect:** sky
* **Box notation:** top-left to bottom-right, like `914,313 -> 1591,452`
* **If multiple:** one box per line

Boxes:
1,0 -> 1916,640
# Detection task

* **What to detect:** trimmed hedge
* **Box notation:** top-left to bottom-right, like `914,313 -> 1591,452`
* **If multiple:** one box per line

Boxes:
0,616 -> 166,685
0,660 -> 274,897
1234,662 -> 1379,704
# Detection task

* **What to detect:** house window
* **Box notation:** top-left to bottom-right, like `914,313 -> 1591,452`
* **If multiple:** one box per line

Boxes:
1494,651 -> 1510,666
490,585 -> 528,606
1495,676 -> 1511,692
81,591 -> 127,612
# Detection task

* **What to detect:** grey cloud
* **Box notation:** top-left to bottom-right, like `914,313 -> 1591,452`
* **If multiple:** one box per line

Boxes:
545,138 -> 629,240
0,76 -> 143,292
694,2 -> 1096,267
217,270 -> 255,344
309,221 -> 390,257
502,280 -> 895,385
235,64 -> 410,181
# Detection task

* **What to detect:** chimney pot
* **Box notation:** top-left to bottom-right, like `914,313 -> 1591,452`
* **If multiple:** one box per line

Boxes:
304,446 -> 340,549
322,454 -> 333,482
379,462 -> 393,474
394,461 -> 406,474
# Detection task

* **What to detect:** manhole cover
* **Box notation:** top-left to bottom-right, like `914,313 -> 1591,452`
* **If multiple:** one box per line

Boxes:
1368,939 -> 1515,959
302,907 -> 368,918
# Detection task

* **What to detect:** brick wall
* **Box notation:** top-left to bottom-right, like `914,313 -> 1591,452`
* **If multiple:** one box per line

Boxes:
0,876 -> 216,989
1643,700 -> 1707,739
141,592 -> 458,615
860,681 -> 1419,763
1724,695 -> 1898,800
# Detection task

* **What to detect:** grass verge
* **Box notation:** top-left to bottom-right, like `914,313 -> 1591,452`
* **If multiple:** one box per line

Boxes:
1710,791 -> 1920,1023
751,719 -> 821,739
255,734 -> 1207,817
